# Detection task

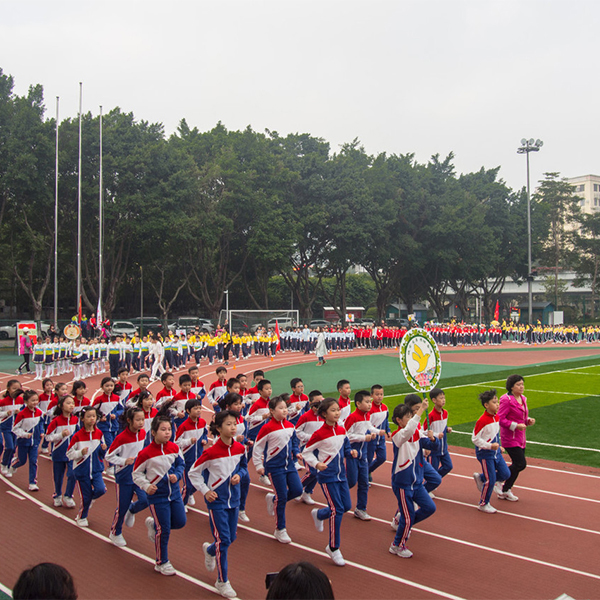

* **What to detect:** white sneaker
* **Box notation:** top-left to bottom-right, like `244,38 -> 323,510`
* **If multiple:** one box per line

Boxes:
109,532 -> 127,547
145,516 -> 156,542
62,496 -> 76,508
28,484 -> 40,491
473,473 -> 484,492
503,489 -> 519,502
493,481 -> 505,497
311,508 -> 323,532
53,496 -> 63,507
354,509 -> 371,521
389,544 -> 413,558
391,512 -> 400,531
203,542 -> 216,572
326,545 -> 345,566
5,467 -> 15,478
154,561 -> 176,576
300,491 -> 315,505
266,493 -> 275,516
274,528 -> 292,544
41,447 -> 50,455
429,491 -> 436,499
215,579 -> 237,598
259,474 -> 271,486
0,465 -> 7,476
76,517 -> 88,527
477,503 -> 497,514
123,509 -> 135,528
187,494 -> 196,506
238,510 -> 250,522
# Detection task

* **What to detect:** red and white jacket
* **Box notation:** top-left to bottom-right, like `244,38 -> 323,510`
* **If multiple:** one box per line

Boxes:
287,393 -> 308,423
472,411 -> 501,459
132,440 -> 184,503
294,410 -> 324,448
67,427 -> 106,475
45,414 -> 79,459
12,406 -> 44,445
175,417 -> 208,464
106,427 -> 147,483
338,395 -> 351,427
253,418 -> 299,474
0,394 -> 24,428
344,408 -> 378,459
302,423 -> 352,483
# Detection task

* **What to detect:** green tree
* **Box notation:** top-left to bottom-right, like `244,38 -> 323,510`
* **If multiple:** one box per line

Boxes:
570,212 -> 600,319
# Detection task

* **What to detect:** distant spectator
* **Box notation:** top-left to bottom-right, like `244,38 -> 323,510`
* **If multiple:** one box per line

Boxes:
266,562 -> 334,599
13,563 -> 77,599
17,328 -> 33,374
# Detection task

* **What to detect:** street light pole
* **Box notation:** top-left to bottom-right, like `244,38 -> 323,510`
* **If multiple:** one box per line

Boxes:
517,138 -> 543,325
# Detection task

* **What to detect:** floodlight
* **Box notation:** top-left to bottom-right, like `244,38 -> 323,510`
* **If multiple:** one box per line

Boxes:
529,138 -> 535,145
536,140 -> 543,147
521,138 -> 527,145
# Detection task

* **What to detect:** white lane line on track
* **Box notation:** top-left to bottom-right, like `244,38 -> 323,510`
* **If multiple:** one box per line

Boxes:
244,482 -> 600,583
186,505 -> 466,600
367,482 -> 600,536
0,474 -> 234,600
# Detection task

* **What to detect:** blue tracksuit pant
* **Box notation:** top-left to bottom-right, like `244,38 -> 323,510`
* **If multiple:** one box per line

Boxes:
239,471 -> 250,511
430,452 -> 453,478
316,480 -> 352,550
301,467 -> 318,495
367,436 -> 387,474
11,443 -> 39,485
476,454 -> 511,505
149,499 -> 186,565
206,507 -> 238,583
1,430 -> 15,467
392,484 -> 436,548
346,456 -> 369,511
423,460 -> 442,493
269,470 -> 303,530
76,471 -> 107,519
111,482 -> 149,535
53,461 -> 76,499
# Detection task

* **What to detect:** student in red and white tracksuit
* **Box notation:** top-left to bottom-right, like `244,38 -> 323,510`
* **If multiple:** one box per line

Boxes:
105,407 -> 148,546
424,388 -> 453,478
295,391 -> 325,504
189,410 -> 248,599
11,391 -> 44,488
302,397 -> 358,567
253,395 -> 302,544
66,406 -> 107,526
45,396 -> 79,506
0,380 -> 24,475
132,415 -> 186,576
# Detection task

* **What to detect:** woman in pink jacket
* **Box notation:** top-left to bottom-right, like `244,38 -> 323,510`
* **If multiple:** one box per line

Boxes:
498,374 -> 536,501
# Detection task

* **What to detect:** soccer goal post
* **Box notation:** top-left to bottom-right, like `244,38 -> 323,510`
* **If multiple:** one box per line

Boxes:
217,310 -> 300,331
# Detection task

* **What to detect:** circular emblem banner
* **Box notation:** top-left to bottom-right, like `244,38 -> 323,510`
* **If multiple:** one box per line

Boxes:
399,327 -> 442,392
64,323 -> 81,340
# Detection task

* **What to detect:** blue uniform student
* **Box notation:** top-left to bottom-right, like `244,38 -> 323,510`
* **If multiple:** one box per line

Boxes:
252,394 -> 303,544
45,396 -> 79,507
367,384 -> 391,475
189,410 -> 248,599
66,406 -> 108,527
174,399 -> 208,506
472,389 -> 511,514
344,390 -> 382,520
105,407 -> 149,547
133,415 -> 186,576
11,390 -> 45,489
302,397 -> 358,567
0,380 -> 24,475
424,388 -> 454,480
389,400 -> 438,559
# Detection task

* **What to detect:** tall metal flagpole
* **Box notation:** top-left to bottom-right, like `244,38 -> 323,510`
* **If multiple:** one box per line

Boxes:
98,106 -> 103,329
54,97 -> 59,328
76,83 -> 83,322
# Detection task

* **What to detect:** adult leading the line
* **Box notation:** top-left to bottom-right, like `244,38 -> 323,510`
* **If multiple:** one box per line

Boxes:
498,374 -> 536,501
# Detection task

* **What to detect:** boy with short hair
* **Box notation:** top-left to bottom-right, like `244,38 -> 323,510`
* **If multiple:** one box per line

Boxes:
173,374 -> 195,431
130,373 -> 150,400
336,379 -> 352,428
246,379 -> 273,485
288,378 -> 308,427
368,384 -> 390,476
155,372 -> 175,408
114,368 -> 133,408
472,389 -> 510,514
175,398 -> 208,507
188,366 -> 206,401
345,390 -> 384,520
424,388 -> 453,480
207,367 -> 228,410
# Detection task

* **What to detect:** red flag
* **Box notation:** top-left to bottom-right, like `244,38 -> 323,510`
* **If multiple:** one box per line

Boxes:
494,300 -> 499,322
78,296 -> 83,325
275,319 -> 281,352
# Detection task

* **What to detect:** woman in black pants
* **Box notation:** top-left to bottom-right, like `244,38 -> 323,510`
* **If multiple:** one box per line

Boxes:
497,374 -> 536,501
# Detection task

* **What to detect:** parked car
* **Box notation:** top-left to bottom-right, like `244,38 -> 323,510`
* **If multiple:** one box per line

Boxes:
174,317 -> 215,335
0,322 -> 51,340
111,321 -> 137,337
267,317 -> 296,329
128,317 -> 163,334
308,319 -> 330,328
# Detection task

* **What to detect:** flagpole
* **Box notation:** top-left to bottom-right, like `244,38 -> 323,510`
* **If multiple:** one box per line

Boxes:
76,82 -> 83,322
98,105 -> 103,328
54,96 -> 59,328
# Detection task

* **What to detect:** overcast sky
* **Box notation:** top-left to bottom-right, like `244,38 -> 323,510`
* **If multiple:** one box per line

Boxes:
2,0 -> 598,191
